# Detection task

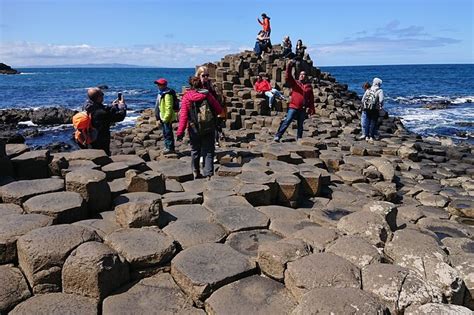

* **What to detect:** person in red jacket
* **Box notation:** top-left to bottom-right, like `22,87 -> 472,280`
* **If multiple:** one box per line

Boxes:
254,73 -> 287,110
274,60 -> 315,142
257,13 -> 271,37
176,76 -> 222,179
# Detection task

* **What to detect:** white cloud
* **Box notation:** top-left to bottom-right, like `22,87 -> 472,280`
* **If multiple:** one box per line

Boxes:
0,41 -> 252,67
309,21 -> 461,58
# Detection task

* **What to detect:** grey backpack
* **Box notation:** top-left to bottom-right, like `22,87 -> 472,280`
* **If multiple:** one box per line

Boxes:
363,89 -> 378,110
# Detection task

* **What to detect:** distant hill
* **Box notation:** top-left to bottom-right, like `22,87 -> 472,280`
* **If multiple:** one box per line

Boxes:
0,63 -> 20,74
22,63 -> 156,68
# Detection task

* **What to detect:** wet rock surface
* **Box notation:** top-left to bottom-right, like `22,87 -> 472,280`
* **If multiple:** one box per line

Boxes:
1,48 -> 473,312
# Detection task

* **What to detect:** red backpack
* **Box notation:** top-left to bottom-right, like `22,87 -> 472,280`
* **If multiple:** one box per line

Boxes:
72,112 -> 97,145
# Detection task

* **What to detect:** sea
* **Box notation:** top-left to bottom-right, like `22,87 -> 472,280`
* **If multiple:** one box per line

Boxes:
0,64 -> 472,148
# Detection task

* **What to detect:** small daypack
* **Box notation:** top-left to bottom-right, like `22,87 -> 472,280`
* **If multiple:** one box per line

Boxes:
72,112 -> 97,146
189,96 -> 216,136
363,89 -> 378,111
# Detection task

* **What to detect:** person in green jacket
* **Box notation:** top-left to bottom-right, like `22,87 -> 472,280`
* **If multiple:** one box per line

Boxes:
154,78 -> 177,154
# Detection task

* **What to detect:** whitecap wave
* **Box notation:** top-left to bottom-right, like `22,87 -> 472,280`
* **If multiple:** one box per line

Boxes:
104,89 -> 151,97
19,72 -> 38,75
451,96 -> 474,104
18,121 -> 38,127
387,95 -> 474,105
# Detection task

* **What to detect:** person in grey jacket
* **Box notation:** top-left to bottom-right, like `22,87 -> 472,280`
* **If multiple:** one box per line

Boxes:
361,77 -> 384,142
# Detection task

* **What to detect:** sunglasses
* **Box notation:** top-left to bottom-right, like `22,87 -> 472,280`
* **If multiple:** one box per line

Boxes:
201,74 -> 210,77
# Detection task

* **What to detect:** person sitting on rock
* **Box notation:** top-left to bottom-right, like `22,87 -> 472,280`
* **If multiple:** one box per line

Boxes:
274,60 -> 314,142
358,82 -> 372,140
176,76 -> 223,179
83,87 -> 126,155
196,66 -> 227,146
282,36 -> 294,58
257,13 -> 271,37
254,30 -> 271,57
254,73 -> 287,111
361,78 -> 384,142
294,39 -> 307,61
154,78 -> 177,154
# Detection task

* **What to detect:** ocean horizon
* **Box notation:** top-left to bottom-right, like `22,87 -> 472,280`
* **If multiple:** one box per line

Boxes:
1,63 -> 472,147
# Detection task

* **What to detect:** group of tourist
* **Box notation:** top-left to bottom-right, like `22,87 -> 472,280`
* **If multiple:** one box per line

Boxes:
76,12 -> 384,179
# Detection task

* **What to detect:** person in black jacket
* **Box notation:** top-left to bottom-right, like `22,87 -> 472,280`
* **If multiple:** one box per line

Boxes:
83,88 -> 126,155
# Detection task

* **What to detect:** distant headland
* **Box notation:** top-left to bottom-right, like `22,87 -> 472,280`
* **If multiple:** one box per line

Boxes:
0,63 -> 20,74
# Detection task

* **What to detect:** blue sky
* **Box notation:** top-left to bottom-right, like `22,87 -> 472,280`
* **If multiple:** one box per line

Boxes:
0,0 -> 472,67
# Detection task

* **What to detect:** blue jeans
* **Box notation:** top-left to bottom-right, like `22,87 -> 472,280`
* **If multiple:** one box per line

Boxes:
361,111 -> 368,136
189,129 -> 215,177
275,108 -> 305,139
265,89 -> 283,109
162,122 -> 175,151
364,110 -> 379,138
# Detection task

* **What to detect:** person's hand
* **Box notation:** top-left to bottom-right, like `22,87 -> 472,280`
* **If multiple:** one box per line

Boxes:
287,59 -> 295,67
176,134 -> 184,142
307,107 -> 315,116
118,100 -> 126,110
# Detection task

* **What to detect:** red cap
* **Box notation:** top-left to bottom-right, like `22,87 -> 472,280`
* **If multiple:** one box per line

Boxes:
154,78 -> 167,85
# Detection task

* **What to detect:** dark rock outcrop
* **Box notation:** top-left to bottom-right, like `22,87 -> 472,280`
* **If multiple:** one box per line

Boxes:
30,107 -> 77,125
0,107 -> 76,125
0,63 -> 20,75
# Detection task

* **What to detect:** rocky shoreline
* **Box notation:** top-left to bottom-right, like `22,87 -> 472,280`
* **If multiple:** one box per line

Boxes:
0,48 -> 473,314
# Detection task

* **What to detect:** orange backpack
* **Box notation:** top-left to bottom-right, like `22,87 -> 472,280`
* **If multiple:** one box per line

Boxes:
72,112 -> 97,145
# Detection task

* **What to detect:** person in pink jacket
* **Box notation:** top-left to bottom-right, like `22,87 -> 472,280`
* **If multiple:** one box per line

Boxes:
176,76 -> 223,179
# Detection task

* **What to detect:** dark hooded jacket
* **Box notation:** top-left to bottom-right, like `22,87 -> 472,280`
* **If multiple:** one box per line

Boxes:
83,100 -> 126,154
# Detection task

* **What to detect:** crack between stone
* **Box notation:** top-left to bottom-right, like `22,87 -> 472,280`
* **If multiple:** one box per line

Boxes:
396,272 -> 408,313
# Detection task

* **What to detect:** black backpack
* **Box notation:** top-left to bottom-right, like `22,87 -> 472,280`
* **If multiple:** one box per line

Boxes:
163,89 -> 180,112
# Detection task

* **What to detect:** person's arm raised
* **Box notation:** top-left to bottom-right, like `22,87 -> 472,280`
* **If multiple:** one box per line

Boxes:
285,60 -> 296,87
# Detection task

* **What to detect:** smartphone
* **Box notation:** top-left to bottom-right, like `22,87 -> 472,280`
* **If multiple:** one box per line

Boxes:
117,92 -> 123,101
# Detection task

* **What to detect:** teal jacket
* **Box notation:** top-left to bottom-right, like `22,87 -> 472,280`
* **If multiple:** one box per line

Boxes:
155,90 -> 177,123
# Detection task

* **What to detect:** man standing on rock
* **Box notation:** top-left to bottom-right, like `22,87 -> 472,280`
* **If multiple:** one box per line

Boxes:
361,77 -> 384,142
257,13 -> 271,37
84,88 -> 127,155
154,78 -> 177,154
274,60 -> 315,142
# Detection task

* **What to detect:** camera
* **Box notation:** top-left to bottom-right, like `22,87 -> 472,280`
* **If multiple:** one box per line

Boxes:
117,92 -> 123,101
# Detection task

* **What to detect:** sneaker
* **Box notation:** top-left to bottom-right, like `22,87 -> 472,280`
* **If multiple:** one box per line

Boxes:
365,137 -> 370,141
368,137 -> 374,143
193,171 -> 202,179
273,136 -> 281,142
163,148 -> 174,155
358,135 -> 366,140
